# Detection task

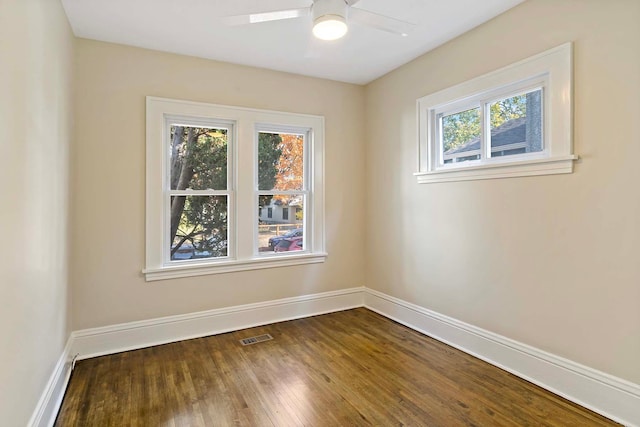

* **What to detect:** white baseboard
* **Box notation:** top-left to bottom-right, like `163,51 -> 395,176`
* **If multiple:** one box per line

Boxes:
364,288 -> 640,427
27,337 -> 74,427
46,286 -> 639,427
71,287 -> 365,360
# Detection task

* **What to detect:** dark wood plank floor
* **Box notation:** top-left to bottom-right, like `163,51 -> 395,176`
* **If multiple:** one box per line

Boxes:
55,308 -> 617,426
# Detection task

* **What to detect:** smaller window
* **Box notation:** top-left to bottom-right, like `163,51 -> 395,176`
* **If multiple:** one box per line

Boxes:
438,88 -> 543,166
282,207 -> 289,221
268,207 -> 273,218
416,43 -> 576,184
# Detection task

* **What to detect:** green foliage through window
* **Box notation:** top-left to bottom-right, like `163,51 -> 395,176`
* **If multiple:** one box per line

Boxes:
169,125 -> 229,260
441,94 -> 528,152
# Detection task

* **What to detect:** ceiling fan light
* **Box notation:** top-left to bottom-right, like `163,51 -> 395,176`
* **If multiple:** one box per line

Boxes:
313,14 -> 348,40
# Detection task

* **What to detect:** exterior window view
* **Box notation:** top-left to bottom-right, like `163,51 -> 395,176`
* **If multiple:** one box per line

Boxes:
168,123 -> 229,261
257,131 -> 306,254
146,97 -> 324,279
441,89 -> 543,164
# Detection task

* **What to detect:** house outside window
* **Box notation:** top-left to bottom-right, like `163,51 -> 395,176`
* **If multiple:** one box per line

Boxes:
144,97 -> 326,281
416,43 -> 576,183
256,127 -> 308,254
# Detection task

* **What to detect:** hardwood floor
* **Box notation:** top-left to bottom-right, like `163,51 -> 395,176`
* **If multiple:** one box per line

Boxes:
55,308 -> 617,426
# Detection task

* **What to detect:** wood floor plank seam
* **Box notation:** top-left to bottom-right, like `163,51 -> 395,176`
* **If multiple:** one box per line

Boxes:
55,308 -> 619,427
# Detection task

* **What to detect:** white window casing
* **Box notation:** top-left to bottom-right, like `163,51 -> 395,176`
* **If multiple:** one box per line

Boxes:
416,42 -> 577,184
145,97 -> 326,281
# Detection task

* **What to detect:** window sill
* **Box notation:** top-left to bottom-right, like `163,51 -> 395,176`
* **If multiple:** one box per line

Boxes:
143,252 -> 328,282
414,155 -> 578,184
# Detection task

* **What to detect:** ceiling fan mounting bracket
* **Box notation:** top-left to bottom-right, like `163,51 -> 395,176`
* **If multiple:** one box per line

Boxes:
312,0 -> 349,21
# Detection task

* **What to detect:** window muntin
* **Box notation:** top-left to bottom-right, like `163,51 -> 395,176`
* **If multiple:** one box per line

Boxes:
416,43 -> 575,184
166,120 -> 233,263
256,129 -> 308,255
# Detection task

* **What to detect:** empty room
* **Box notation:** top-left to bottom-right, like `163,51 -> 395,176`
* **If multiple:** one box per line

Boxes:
1,0 -> 639,425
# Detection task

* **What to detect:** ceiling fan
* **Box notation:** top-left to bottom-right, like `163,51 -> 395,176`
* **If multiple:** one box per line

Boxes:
220,0 -> 415,41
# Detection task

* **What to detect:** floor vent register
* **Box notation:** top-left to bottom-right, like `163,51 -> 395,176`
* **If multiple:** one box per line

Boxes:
240,334 -> 274,346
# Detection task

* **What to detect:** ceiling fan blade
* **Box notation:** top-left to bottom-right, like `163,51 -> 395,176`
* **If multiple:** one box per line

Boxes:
344,0 -> 362,5
219,7 -> 310,26
348,7 -> 415,37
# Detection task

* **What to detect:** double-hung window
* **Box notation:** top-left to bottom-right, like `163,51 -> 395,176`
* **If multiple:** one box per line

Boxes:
256,126 -> 309,254
145,98 -> 326,281
165,118 -> 233,262
416,43 -> 576,183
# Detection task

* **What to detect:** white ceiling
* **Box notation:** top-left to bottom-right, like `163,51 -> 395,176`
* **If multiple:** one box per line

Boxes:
61,0 -> 524,85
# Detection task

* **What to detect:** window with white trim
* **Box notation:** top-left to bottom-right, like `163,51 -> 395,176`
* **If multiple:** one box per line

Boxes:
416,43 -> 576,184
166,118 -> 232,262
144,97 -> 326,281
256,127 -> 307,255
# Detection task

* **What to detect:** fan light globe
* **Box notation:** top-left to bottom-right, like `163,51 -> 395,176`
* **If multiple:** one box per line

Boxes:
313,14 -> 348,40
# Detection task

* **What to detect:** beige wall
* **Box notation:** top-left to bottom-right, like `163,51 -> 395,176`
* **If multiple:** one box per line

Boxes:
71,40 -> 366,329
0,0 -> 74,424
365,0 -> 640,384
5,1 -> 637,421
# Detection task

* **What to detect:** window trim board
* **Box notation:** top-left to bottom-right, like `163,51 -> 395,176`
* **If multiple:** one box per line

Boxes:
416,42 -> 576,184
145,97 -> 326,281
142,252 -> 329,282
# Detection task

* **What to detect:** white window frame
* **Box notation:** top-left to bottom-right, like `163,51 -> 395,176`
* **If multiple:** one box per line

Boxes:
144,97 -> 326,281
254,124 -> 311,258
162,115 -> 235,265
416,43 -> 577,184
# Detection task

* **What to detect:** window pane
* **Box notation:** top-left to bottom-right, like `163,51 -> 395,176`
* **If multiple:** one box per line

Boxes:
441,107 -> 481,164
170,195 -> 227,261
169,125 -> 227,190
489,89 -> 542,157
258,132 -> 304,191
258,194 -> 304,253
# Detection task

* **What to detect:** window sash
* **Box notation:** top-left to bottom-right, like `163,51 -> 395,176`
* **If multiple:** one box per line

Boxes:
254,125 -> 312,258
163,193 -> 234,265
256,193 -> 309,256
433,79 -> 547,170
163,116 -> 235,266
